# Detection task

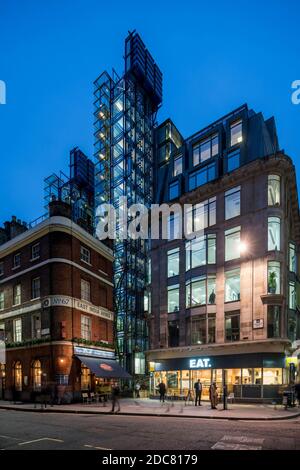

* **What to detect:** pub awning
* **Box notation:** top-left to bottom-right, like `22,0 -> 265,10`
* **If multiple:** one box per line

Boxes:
76,355 -> 131,379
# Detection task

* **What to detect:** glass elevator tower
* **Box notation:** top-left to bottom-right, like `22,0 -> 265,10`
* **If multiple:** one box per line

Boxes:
93,32 -> 162,376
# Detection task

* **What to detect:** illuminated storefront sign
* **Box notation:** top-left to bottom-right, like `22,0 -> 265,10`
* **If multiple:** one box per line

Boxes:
189,358 -> 212,369
74,346 -> 115,359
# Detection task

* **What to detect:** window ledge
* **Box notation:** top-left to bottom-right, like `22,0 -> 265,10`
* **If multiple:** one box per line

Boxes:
30,257 -> 40,262
80,259 -> 92,267
12,266 -> 21,271
260,294 -> 284,305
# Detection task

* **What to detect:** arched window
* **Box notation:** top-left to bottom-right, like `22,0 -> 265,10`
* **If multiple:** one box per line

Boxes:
32,360 -> 42,391
14,361 -> 22,391
81,364 -> 91,390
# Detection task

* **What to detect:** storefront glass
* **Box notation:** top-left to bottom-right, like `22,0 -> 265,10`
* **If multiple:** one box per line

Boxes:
81,364 -> 91,390
32,360 -> 42,391
263,368 -> 282,385
191,369 -> 212,399
14,361 -> 22,391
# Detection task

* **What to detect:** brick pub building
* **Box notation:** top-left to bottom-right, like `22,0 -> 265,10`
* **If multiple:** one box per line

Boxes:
0,201 -> 123,402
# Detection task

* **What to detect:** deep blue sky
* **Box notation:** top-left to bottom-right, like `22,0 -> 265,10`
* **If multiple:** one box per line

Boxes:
0,0 -> 299,223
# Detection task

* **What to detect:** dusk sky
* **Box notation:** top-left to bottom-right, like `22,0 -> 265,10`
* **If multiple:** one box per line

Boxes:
0,0 -> 299,223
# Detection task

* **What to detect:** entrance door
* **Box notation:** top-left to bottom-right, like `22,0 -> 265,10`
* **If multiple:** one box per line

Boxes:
191,370 -> 212,399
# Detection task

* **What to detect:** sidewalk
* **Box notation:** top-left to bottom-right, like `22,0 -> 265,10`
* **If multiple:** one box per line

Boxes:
1,398 -> 300,420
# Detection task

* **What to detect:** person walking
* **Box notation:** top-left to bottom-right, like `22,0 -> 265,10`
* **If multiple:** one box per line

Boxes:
135,382 -> 141,398
209,382 -> 218,409
111,382 -> 121,413
194,379 -> 202,406
158,381 -> 166,403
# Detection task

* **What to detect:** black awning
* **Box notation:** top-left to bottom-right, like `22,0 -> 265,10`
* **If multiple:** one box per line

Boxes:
76,355 -> 131,379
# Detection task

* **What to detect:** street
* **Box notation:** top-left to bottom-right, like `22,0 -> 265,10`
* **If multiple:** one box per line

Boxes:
0,409 -> 300,450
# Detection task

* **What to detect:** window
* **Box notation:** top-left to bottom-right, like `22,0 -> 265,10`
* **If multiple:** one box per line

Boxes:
263,368 -> 282,385
81,279 -> 91,302
191,316 -> 206,345
31,243 -> 40,260
267,261 -> 280,294
147,258 -> 151,284
289,242 -> 296,273
13,284 -> 21,306
230,120 -> 242,146
186,198 -> 216,235
167,248 -> 180,277
225,226 -> 241,261
268,175 -> 280,206
193,134 -> 219,166
81,315 -> 91,341
225,312 -> 240,342
32,314 -> 41,339
186,276 -> 216,307
168,321 -> 179,347
0,262 -> 4,276
134,353 -> 145,374
32,360 -> 42,391
267,306 -> 281,338
225,269 -> 240,302
14,361 -> 22,391
13,253 -> 21,269
81,364 -> 91,390
208,314 -> 216,343
174,154 -> 183,176
289,281 -> 296,310
167,213 -> 180,240
80,246 -> 91,264
32,277 -> 41,299
0,292 -> 4,311
189,163 -> 216,191
169,181 -> 179,200
268,217 -> 280,251
168,285 -> 179,313
225,186 -> 240,220
227,149 -> 240,172
13,318 -> 22,342
186,235 -> 216,270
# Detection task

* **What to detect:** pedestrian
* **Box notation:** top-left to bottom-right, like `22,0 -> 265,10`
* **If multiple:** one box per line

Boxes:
135,382 -> 141,398
158,381 -> 166,403
194,379 -> 202,406
209,382 -> 218,409
111,382 -> 121,413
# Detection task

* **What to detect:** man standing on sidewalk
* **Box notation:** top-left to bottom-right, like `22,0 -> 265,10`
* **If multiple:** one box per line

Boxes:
194,379 -> 202,406
111,382 -> 121,413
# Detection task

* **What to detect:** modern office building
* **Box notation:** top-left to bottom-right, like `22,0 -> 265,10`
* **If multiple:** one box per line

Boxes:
0,199 -> 123,402
147,104 -> 300,402
93,32 -> 162,376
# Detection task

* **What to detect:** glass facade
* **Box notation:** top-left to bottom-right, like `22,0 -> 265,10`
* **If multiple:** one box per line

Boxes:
186,276 -> 216,307
186,234 -> 216,270
185,197 -> 216,234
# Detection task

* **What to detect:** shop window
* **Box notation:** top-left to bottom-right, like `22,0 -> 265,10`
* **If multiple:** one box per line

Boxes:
267,261 -> 280,294
289,281 -> 296,310
168,321 -> 179,347
14,361 -> 22,391
242,368 -> 253,384
13,318 -> 22,343
167,285 -> 179,313
167,371 -> 180,392
267,306 -> 281,338
81,364 -> 91,390
225,312 -> 240,342
289,242 -> 296,273
227,149 -> 240,172
225,226 -> 241,261
173,154 -> 183,176
225,269 -> 240,302
13,284 -> 21,306
167,248 -> 180,277
81,279 -> 91,302
31,277 -> 41,299
230,120 -> 242,146
208,314 -> 216,343
81,315 -> 91,341
226,369 -> 242,386
32,360 -> 42,391
268,217 -> 280,251
253,368 -> 262,385
191,316 -> 206,345
268,175 -> 280,206
225,186 -> 240,220
263,368 -> 282,385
